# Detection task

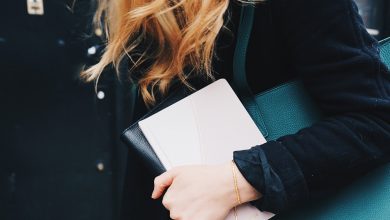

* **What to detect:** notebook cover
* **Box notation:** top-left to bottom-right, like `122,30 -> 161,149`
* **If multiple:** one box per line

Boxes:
138,79 -> 273,220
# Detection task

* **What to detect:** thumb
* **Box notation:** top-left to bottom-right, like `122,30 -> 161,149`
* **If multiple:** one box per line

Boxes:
151,170 -> 176,199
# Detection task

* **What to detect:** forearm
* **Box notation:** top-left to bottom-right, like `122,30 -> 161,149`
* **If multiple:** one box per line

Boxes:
233,110 -> 390,212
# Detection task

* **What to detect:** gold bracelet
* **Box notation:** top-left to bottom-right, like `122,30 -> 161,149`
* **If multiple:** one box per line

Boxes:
231,160 -> 242,220
231,160 -> 242,205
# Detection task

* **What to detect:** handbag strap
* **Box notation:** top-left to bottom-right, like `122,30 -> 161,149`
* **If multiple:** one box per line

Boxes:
233,5 -> 269,138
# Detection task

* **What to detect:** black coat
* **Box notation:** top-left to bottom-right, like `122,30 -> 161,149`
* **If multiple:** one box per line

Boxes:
121,0 -> 390,218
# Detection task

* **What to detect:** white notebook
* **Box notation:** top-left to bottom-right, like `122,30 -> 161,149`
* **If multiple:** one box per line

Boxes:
138,79 -> 274,220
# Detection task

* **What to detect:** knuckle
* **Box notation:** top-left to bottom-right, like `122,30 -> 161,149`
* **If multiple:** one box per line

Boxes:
154,176 -> 160,185
169,211 -> 179,219
162,197 -> 171,209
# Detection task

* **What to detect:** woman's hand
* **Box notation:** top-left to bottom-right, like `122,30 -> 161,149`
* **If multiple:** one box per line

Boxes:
151,161 -> 262,220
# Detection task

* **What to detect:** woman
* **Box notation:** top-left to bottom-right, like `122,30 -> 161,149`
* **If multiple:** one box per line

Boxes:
83,0 -> 390,219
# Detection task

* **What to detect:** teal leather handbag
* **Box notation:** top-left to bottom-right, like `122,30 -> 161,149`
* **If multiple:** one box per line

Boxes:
276,38 -> 390,220
233,6 -> 323,141
234,5 -> 390,219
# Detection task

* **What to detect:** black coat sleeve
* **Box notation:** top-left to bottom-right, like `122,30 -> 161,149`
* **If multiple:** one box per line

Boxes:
233,0 -> 390,213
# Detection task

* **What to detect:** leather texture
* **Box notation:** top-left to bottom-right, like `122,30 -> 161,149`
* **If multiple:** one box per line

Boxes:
234,4 -> 390,219
233,5 -> 323,142
252,43 -> 390,138
380,37 -> 390,67
272,36 -> 390,220
275,164 -> 390,220
254,80 -> 322,141
232,6 -> 269,138
121,85 -> 192,174
120,4 -> 390,218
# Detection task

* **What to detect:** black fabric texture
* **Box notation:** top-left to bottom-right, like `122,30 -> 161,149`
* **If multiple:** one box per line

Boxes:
121,0 -> 390,218
233,0 -> 390,213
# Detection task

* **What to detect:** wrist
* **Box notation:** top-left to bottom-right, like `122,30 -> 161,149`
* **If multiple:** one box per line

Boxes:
221,161 -> 262,209
220,162 -> 240,209
232,161 -> 262,204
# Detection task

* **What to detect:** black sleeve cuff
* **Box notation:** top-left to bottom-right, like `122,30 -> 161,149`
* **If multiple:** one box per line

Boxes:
233,140 -> 309,213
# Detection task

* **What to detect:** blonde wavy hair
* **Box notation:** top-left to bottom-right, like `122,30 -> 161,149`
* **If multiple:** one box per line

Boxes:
82,0 -> 259,105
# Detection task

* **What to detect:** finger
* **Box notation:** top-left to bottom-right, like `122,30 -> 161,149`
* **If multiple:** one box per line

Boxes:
151,171 -> 175,199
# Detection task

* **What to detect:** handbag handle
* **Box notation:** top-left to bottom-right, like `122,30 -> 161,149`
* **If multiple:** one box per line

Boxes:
233,5 -> 269,138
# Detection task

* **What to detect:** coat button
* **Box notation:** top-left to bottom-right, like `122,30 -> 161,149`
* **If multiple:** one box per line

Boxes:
96,161 -> 104,172
97,91 -> 105,100
95,28 -> 103,37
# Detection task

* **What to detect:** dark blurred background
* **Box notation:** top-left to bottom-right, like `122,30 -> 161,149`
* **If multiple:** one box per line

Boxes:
0,1 -> 134,220
0,0 -> 389,220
